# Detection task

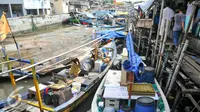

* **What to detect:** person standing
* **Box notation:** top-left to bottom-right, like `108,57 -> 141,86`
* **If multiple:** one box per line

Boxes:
173,8 -> 185,48
159,2 -> 175,37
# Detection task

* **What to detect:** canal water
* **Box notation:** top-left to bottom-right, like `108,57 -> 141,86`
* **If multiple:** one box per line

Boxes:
0,25 -> 95,112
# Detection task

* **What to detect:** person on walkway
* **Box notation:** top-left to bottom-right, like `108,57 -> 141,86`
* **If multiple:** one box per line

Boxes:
159,2 -> 175,37
173,7 -> 185,48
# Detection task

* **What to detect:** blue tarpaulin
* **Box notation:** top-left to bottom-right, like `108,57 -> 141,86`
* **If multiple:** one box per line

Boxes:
123,32 -> 144,82
96,30 -> 126,39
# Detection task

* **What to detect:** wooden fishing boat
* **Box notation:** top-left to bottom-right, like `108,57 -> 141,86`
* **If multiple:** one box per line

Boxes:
91,33 -> 170,112
0,39 -> 117,112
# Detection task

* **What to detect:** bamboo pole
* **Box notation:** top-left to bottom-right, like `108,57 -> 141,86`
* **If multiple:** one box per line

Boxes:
156,20 -> 170,77
30,59 -> 43,112
146,6 -> 156,59
166,40 -> 189,97
152,0 -> 165,67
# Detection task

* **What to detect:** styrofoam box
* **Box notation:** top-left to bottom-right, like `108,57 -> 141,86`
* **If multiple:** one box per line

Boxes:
105,99 -> 119,110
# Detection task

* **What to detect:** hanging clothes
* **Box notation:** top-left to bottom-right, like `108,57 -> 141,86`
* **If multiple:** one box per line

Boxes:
159,7 -> 175,36
185,2 -> 195,32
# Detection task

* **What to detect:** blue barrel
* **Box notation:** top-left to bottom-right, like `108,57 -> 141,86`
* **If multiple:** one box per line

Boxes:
135,97 -> 155,112
143,67 -> 155,84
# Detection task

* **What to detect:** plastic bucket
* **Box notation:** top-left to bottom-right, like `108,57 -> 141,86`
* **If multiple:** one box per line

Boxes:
143,67 -> 155,83
135,97 -> 155,112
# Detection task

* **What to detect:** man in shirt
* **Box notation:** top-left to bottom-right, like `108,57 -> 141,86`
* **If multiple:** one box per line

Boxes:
159,2 -> 175,36
173,7 -> 185,47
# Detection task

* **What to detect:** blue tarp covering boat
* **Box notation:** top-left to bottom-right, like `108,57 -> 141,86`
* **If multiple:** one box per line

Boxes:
123,32 -> 144,82
96,30 -> 126,39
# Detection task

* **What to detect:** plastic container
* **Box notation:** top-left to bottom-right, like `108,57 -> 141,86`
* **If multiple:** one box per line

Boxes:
71,82 -> 81,94
143,67 -> 155,84
135,97 -> 155,112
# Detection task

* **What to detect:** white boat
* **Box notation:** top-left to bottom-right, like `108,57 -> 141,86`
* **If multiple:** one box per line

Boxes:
91,33 -> 170,112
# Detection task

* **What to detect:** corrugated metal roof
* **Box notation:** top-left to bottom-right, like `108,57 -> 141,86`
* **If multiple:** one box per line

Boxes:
139,0 -> 154,12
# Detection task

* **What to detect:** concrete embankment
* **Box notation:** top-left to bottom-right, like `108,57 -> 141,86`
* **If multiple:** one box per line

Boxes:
7,14 -> 70,37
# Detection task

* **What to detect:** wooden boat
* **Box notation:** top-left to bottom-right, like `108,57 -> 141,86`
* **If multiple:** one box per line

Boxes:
91,33 -> 170,112
0,40 -> 117,112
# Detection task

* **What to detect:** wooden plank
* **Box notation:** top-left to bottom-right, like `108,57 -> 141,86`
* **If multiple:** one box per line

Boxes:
181,60 -> 200,85
184,55 -> 200,73
179,71 -> 190,81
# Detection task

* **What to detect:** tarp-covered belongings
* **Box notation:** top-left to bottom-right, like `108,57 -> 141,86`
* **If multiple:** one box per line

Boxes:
93,11 -> 111,17
96,30 -> 126,39
123,32 -> 144,82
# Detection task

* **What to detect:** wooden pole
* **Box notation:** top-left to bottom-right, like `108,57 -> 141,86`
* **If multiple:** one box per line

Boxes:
30,59 -> 43,112
6,55 -> 16,88
128,72 -> 134,106
156,20 -> 170,77
146,6 -> 156,59
152,0 -> 165,67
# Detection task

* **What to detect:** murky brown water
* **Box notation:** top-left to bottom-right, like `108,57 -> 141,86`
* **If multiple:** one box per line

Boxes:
0,25 -> 94,100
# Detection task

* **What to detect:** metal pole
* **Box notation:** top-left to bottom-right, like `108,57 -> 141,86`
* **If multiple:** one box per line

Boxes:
146,6 -> 156,59
156,20 -> 170,77
30,59 -> 43,112
166,40 -> 189,97
152,0 -> 165,67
